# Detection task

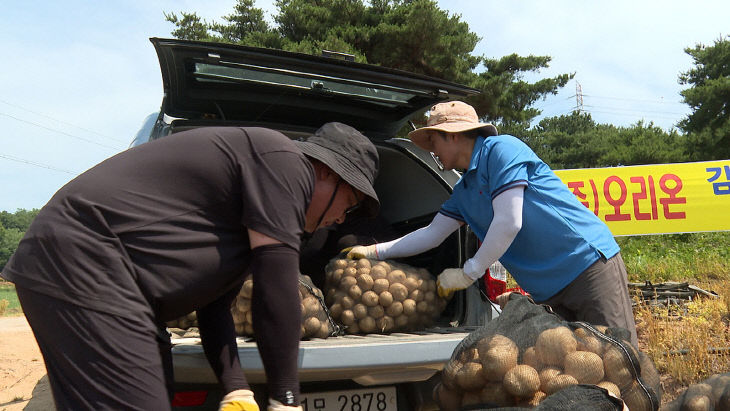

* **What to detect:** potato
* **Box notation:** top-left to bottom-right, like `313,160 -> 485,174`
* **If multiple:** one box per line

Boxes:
372,279 -> 390,294
522,346 -> 542,370
389,283 -> 409,301
409,289 -> 424,302
329,268 -> 344,285
386,301 -> 403,317
456,361 -> 485,391
340,295 -> 355,309
348,284 -> 362,300
403,277 -> 419,292
378,291 -> 394,307
329,303 -> 343,319
303,317 -> 321,335
387,269 -> 406,284
478,335 -> 518,382
376,262 -> 392,274
353,303 -> 368,320
394,314 -> 408,329
339,276 -> 357,291
356,258 -> 371,270
577,334 -> 605,356
603,346 -> 634,386
434,382 -> 461,411
517,391 -> 546,407
361,291 -> 379,307
243,323 -> 254,335
302,297 -> 321,318
368,305 -> 385,319
543,374 -> 578,395
458,347 -> 480,363
622,382 -> 654,411
402,299 -> 417,315
241,279 -> 254,299
236,297 -> 251,312
340,309 -> 356,326
461,391 -> 481,406
479,382 -> 513,407
563,351 -> 604,384
441,360 -> 462,389
316,322 -> 331,339
369,265 -> 388,280
539,367 -> 562,393
359,316 -> 376,333
596,381 -> 621,398
535,326 -> 577,366
416,301 -> 429,313
356,274 -> 374,291
503,365 -> 541,398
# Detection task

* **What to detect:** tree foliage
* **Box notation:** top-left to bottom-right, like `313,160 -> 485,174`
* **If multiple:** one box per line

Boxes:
0,209 -> 38,272
678,35 -> 730,160
522,112 -> 686,169
164,0 -> 572,124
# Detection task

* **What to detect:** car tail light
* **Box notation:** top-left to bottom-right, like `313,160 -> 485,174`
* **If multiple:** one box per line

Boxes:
171,391 -> 208,407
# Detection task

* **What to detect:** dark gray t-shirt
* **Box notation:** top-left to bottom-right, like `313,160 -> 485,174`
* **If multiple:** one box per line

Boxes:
3,127 -> 314,321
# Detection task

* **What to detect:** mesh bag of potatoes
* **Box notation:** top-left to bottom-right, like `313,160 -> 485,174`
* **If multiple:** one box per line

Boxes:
165,311 -> 199,330
231,274 -> 342,339
659,372 -> 730,411
323,257 -> 448,334
434,293 -> 662,411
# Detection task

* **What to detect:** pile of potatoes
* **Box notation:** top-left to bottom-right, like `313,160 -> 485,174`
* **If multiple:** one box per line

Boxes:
231,274 -> 337,339
660,372 -> 730,411
435,326 -> 657,410
165,312 -> 198,330
324,258 -> 447,334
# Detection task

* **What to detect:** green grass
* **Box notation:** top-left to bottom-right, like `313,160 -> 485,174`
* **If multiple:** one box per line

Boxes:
617,231 -> 730,283
0,281 -> 22,316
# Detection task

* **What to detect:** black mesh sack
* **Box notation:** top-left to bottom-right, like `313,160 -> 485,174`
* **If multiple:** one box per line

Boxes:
433,293 -> 661,410
659,372 -> 730,410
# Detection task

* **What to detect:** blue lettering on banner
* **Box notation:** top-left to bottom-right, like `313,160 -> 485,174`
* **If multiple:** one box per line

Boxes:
706,165 -> 730,195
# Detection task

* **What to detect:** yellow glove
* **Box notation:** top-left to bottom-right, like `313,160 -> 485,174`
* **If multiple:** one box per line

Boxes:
219,389 -> 259,411
341,244 -> 378,260
267,398 -> 303,411
436,268 -> 476,298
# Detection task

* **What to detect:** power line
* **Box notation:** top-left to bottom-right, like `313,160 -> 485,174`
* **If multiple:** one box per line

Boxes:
0,111 -> 123,152
0,153 -> 79,175
0,98 -> 127,144
582,94 -> 686,105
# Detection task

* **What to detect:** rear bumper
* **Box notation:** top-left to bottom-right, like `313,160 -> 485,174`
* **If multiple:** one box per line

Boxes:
171,327 -> 474,386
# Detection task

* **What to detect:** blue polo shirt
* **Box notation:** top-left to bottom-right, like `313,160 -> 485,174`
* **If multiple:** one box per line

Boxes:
439,135 -> 619,301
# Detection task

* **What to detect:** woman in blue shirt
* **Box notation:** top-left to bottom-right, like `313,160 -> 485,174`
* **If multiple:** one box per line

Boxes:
348,101 -> 637,346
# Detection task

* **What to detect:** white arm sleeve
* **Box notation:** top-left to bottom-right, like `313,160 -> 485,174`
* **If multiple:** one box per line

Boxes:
375,213 -> 463,260
462,187 -> 524,280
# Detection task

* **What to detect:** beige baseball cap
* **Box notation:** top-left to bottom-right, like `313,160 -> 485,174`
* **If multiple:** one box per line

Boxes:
408,101 -> 498,151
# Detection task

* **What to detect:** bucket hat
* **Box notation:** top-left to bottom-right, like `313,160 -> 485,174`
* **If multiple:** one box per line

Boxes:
296,122 -> 380,217
408,101 -> 498,151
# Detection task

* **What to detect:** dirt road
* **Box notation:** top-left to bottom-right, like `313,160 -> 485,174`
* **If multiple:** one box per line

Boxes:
0,315 -> 53,411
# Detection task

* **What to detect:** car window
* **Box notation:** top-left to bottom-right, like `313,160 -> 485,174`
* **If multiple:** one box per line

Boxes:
194,61 -> 419,107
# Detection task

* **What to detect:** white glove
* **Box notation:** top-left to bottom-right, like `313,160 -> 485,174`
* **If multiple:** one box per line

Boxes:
436,268 -> 476,298
267,398 -> 303,411
219,389 -> 259,411
343,244 -> 378,260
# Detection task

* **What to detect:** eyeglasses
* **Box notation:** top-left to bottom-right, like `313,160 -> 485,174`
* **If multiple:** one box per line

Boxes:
345,183 -> 363,215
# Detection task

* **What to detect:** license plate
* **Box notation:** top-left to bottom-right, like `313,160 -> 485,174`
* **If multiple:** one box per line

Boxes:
301,386 -> 397,411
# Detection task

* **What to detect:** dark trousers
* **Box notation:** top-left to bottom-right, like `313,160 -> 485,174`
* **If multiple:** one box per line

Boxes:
16,286 -> 173,411
536,253 -> 638,347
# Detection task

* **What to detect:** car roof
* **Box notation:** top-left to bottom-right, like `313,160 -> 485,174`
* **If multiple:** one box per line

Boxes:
151,38 -> 479,139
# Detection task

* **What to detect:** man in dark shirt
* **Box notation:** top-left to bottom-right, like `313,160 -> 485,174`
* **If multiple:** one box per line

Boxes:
2,122 -> 379,411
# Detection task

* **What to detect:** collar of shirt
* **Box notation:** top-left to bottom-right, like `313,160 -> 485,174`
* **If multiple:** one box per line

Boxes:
465,136 -> 488,174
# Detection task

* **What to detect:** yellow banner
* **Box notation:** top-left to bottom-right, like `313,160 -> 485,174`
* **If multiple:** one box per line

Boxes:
554,160 -> 730,236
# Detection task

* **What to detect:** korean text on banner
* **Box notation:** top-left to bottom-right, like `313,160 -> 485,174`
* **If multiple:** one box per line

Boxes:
554,160 -> 730,236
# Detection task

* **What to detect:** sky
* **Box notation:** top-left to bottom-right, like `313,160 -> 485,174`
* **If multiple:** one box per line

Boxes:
1,0 -> 727,212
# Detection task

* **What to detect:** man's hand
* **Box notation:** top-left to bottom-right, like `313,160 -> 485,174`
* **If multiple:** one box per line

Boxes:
495,291 -> 513,309
219,389 -> 259,411
268,398 -> 303,411
436,268 -> 476,298
342,245 -> 378,260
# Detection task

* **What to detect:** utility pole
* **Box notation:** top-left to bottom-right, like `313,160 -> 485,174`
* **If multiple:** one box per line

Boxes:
575,81 -> 584,114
